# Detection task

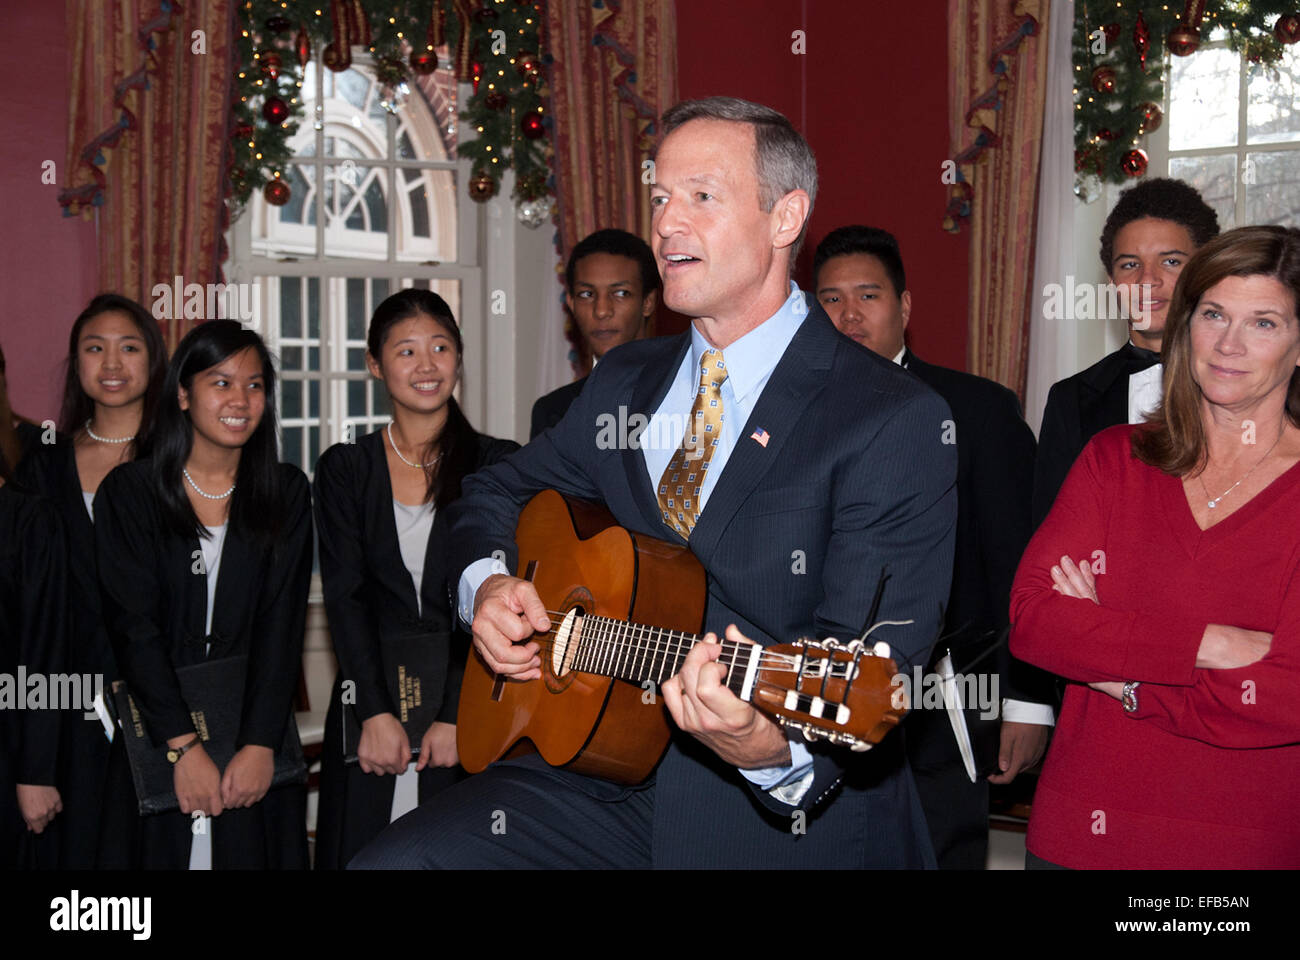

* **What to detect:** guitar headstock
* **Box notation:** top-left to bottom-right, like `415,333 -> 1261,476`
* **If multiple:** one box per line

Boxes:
751,637 -> 907,751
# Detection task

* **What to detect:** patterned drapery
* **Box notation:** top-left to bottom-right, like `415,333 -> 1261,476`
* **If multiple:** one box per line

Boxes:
543,0 -> 676,373
947,0 -> 1050,398
61,0 -> 235,350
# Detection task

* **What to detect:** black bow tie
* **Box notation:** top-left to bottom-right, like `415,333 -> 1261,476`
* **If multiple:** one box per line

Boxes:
1123,342 -> 1161,372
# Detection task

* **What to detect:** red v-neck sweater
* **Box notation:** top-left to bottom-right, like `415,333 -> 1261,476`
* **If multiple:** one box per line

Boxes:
1011,424 -> 1300,869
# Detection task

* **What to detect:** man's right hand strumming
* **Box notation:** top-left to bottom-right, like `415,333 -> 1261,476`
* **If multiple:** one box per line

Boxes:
471,573 -> 550,681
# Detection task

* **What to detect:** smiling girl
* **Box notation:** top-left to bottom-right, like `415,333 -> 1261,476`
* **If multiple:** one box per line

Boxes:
312,289 -> 518,869
94,321 -> 312,869
17,294 -> 165,868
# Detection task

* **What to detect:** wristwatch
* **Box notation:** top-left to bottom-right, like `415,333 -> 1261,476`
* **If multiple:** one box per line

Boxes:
1121,680 -> 1140,714
166,734 -> 202,764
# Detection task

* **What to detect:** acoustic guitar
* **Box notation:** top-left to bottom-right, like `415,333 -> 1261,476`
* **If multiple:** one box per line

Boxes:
456,489 -> 908,784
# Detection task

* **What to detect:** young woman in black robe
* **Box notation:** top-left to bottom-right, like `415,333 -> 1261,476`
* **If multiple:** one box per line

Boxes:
16,294 -> 166,869
0,452 -> 68,868
95,321 -> 312,869
312,289 -> 518,869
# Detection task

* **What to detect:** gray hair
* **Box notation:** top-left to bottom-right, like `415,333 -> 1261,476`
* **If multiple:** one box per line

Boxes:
658,97 -> 818,258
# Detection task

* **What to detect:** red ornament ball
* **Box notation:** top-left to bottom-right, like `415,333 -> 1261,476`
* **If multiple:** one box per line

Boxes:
261,52 -> 281,80
323,42 -> 350,72
409,48 -> 438,75
1137,101 -> 1163,134
468,171 -> 498,203
1103,23 -> 1121,45
1167,24 -> 1200,56
262,96 -> 289,125
1096,128 -> 1117,142
521,113 -> 545,139
264,179 -> 291,206
232,122 -> 254,140
1275,14 -> 1300,44
1121,148 -> 1148,178
1091,66 -> 1117,95
485,91 -> 508,110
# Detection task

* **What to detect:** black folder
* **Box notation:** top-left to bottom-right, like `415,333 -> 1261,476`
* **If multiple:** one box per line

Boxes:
342,628 -> 447,765
109,654 -> 307,815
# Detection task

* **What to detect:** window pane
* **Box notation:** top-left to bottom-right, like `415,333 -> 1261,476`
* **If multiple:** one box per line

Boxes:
346,277 -> 366,339
308,346 -> 320,371
372,277 -> 390,303
372,381 -> 391,417
279,279 -> 301,338
348,379 -> 366,417
281,346 -> 303,370
282,380 -> 302,420
1247,47 -> 1300,145
1244,151 -> 1300,227
309,380 -> 320,418
1169,47 -> 1240,150
281,426 -> 303,471
1169,154 -> 1237,229
324,165 -> 387,260
347,347 -> 367,370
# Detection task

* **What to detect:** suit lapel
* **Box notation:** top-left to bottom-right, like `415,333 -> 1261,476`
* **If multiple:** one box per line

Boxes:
208,525 -> 253,656
1079,350 -> 1130,437
687,309 -> 837,565
623,334 -> 692,537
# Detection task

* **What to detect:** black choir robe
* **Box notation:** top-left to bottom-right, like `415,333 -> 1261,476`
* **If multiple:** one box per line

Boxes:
16,438 -> 118,868
311,428 -> 519,870
0,483 -> 67,869
93,460 -> 313,869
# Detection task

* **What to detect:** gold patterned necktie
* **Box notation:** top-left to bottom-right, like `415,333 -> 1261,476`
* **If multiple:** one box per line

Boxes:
657,348 -> 727,538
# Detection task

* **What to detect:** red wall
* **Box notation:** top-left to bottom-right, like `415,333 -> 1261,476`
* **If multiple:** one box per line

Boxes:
0,2 -> 98,421
674,0 -> 970,371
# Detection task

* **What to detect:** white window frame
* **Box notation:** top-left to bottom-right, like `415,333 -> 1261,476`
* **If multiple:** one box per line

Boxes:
225,55 -> 486,480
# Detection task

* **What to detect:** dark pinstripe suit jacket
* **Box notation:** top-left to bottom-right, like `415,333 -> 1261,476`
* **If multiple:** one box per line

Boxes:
446,304 -> 958,867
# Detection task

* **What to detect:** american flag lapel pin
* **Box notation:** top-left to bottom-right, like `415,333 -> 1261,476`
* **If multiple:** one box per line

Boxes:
750,427 -> 770,448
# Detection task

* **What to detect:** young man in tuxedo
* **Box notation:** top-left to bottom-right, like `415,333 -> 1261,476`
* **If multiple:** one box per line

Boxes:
351,97 -> 958,869
1032,178 -> 1220,526
530,229 -> 659,439
813,225 -> 1055,868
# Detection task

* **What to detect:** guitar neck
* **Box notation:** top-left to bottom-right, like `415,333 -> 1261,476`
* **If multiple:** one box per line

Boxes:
569,615 -> 760,701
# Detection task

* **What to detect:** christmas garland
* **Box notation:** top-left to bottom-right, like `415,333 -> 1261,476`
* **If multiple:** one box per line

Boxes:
231,0 -> 551,215
1074,1 -> 1300,190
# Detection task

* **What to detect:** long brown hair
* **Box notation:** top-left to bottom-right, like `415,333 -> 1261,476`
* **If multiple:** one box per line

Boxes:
1132,225 -> 1300,476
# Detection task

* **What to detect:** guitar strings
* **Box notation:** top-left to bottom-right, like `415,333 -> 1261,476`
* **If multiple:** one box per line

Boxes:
515,620 -> 849,675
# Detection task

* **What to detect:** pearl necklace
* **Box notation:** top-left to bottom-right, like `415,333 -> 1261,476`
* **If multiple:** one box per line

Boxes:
1199,429 -> 1285,509
183,467 -> 235,500
85,419 -> 135,444
387,422 -> 442,469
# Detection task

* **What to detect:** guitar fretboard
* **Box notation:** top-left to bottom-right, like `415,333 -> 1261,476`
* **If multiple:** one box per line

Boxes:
568,615 -> 758,699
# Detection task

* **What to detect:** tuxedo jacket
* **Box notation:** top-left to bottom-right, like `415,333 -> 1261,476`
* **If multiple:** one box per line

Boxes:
1032,342 -> 1156,528
446,305 -> 958,868
529,377 -> 586,440
313,429 -> 520,726
94,460 -> 313,750
903,351 -> 1054,705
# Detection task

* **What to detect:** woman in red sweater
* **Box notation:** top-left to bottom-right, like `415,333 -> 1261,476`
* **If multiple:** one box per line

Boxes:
1011,225 -> 1300,869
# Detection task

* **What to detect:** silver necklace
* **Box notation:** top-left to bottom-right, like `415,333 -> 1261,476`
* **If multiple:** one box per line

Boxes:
85,419 -> 135,444
183,467 -> 235,500
1199,429 -> 1285,509
387,422 -> 442,469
